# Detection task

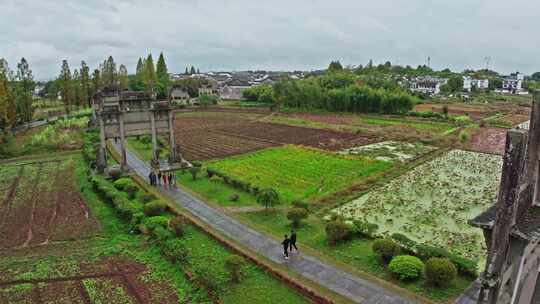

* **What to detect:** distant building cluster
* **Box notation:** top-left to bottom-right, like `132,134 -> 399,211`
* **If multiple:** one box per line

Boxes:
169,70 -> 305,103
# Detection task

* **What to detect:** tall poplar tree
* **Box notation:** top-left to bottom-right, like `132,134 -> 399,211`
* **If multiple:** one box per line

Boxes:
59,60 -> 73,114
102,56 -> 117,88
118,64 -> 129,91
91,69 -> 101,97
155,52 -> 169,98
0,59 -> 16,138
15,58 -> 34,126
80,61 -> 90,107
72,68 -> 83,109
144,54 -> 156,91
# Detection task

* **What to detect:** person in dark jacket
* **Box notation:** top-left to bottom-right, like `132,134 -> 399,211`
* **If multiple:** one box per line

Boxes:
148,172 -> 155,186
169,173 -> 176,187
281,234 -> 290,260
289,230 -> 298,252
157,171 -> 162,185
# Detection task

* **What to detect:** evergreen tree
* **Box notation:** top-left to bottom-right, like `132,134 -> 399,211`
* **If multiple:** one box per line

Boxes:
118,64 -> 129,90
131,57 -> 146,91
15,58 -> 34,126
80,61 -> 90,107
197,68 -> 200,74
59,60 -> 73,114
190,66 -> 196,75
136,58 -> 144,75
91,69 -> 101,96
0,59 -> 16,137
185,67 -> 189,75
144,54 -> 156,91
102,56 -> 117,88
155,52 -> 170,98
72,68 -> 83,109
328,60 -> 343,72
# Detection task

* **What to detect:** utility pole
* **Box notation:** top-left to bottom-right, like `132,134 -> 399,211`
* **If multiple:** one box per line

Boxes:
427,56 -> 431,68
484,57 -> 491,71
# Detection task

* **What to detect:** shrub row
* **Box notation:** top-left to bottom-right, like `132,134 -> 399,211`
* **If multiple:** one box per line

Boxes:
90,173 -> 246,296
325,218 -> 379,245
207,167 -> 261,195
389,233 -> 477,277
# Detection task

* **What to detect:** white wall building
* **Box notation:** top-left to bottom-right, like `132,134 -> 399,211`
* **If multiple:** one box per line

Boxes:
410,76 -> 448,95
463,76 -> 489,91
502,72 -> 524,93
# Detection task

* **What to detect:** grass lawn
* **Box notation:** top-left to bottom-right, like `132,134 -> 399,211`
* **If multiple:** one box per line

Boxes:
208,145 -> 391,203
359,117 -> 455,134
176,170 -> 258,207
236,209 -> 474,302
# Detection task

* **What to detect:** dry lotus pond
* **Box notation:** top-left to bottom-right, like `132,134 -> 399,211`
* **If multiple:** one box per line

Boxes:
333,149 -> 502,265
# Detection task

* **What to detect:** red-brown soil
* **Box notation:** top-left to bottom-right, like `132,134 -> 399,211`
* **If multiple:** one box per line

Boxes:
501,114 -> 530,126
175,111 -> 377,161
0,257 -> 179,304
0,160 -> 98,249
469,128 -> 507,155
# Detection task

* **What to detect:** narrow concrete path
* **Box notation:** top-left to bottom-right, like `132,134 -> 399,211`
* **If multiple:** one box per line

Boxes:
112,141 -> 416,304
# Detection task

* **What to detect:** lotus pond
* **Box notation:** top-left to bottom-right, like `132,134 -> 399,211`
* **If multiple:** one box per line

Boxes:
333,150 -> 502,265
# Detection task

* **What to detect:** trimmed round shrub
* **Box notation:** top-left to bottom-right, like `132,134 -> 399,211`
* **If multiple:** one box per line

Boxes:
139,215 -> 169,235
291,200 -> 309,211
425,258 -> 457,287
325,221 -> 349,245
137,192 -> 157,204
224,255 -> 245,283
144,201 -> 168,216
372,239 -> 400,263
388,255 -> 424,281
286,208 -> 308,227
229,193 -> 240,202
169,216 -> 187,237
161,239 -> 189,264
206,168 -> 216,178
123,184 -> 139,199
113,177 -> 134,190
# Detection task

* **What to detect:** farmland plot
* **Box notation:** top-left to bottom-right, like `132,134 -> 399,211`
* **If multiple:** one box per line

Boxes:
0,158 -> 98,249
208,145 -> 391,202
174,111 -> 376,161
340,141 -> 437,162
333,150 -> 502,264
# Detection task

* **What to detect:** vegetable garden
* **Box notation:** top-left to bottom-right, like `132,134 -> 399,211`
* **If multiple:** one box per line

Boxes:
333,150 -> 502,265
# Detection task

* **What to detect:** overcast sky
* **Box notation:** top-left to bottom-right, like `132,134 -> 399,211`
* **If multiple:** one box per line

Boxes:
1,0 -> 539,80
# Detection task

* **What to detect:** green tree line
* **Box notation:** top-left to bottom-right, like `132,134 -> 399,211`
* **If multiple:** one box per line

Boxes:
242,71 -> 416,114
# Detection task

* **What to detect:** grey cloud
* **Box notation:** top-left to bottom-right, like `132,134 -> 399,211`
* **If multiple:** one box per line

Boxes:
0,0 -> 538,79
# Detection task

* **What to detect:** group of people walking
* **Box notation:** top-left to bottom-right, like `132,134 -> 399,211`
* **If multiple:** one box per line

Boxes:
149,171 -> 176,188
281,230 -> 298,260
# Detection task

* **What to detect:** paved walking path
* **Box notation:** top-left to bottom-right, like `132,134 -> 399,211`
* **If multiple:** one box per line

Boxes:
11,115 -> 64,133
112,142 -> 416,304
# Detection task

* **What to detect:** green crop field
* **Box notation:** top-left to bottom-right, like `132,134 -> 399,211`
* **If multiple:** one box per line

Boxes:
208,145 -> 391,202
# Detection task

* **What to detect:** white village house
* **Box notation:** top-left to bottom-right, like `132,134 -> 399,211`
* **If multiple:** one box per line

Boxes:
410,76 -> 448,95
463,76 -> 489,91
502,72 -> 524,93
